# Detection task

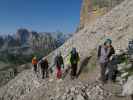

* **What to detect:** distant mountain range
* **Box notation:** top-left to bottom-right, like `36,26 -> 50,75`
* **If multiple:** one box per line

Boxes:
0,28 -> 71,51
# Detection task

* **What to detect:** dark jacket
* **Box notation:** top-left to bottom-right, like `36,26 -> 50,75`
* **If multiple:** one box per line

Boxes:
54,55 -> 64,68
70,51 -> 79,65
40,59 -> 49,69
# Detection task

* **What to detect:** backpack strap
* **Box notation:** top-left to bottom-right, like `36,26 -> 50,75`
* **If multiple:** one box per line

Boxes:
97,45 -> 102,58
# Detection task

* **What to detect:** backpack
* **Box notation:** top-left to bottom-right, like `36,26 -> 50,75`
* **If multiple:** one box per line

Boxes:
97,45 -> 102,58
55,56 -> 63,68
70,52 -> 79,64
32,59 -> 38,65
40,59 -> 49,69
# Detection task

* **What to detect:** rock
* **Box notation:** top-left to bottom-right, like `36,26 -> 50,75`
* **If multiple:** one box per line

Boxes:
80,0 -> 124,28
66,88 -> 71,94
49,79 -> 54,82
70,87 -> 76,93
121,72 -> 129,78
62,94 -> 67,100
122,75 -> 133,96
125,64 -> 132,69
77,94 -> 84,100
67,96 -> 73,100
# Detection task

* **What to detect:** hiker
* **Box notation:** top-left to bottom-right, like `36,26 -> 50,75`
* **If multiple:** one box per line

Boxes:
97,39 -> 115,83
40,58 -> 49,79
32,56 -> 38,73
70,48 -> 80,79
54,51 -> 64,79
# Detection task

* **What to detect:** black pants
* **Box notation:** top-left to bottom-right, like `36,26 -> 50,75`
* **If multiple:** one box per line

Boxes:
131,94 -> 133,100
33,64 -> 37,73
41,68 -> 48,79
100,63 -> 108,82
106,62 -> 118,82
71,63 -> 77,77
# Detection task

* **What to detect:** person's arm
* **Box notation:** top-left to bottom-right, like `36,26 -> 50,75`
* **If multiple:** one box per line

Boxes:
97,45 -> 101,60
66,54 -> 71,65
107,47 -> 111,57
61,56 -> 64,68
111,46 -> 115,55
108,46 -> 115,58
46,59 -> 49,68
77,53 -> 80,62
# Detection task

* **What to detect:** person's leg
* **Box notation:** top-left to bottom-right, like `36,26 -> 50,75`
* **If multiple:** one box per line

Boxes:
100,63 -> 104,81
57,67 -> 61,79
74,64 -> 77,77
59,67 -> 62,79
111,69 -> 117,82
34,64 -> 37,73
100,63 -> 107,83
108,63 -> 112,81
44,68 -> 46,78
42,68 -> 45,79
71,64 -> 74,79
131,94 -> 133,100
46,68 -> 49,78
56,67 -> 58,79
112,65 -> 118,82
107,63 -> 117,83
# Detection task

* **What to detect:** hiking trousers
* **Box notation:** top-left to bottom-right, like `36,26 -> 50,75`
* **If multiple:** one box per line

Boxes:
100,62 -> 108,82
108,63 -> 118,82
56,66 -> 62,79
71,63 -> 77,77
33,64 -> 37,73
131,94 -> 133,100
41,68 -> 48,79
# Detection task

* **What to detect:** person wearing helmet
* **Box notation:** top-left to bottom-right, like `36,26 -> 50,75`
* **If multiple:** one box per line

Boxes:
32,56 -> 38,73
70,48 -> 79,79
54,51 -> 64,79
97,39 -> 115,83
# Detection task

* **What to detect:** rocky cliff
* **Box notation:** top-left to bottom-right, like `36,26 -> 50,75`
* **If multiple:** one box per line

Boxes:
80,0 -> 124,29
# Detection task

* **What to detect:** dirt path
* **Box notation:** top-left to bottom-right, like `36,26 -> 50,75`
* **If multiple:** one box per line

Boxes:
78,65 -> 131,100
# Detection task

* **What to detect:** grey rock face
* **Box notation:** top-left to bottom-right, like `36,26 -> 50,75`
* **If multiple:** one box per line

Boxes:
123,75 -> 133,96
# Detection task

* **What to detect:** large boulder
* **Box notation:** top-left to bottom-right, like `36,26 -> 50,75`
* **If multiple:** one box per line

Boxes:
123,75 -> 133,96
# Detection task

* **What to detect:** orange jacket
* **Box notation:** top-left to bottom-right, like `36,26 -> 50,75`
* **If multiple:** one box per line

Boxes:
32,59 -> 38,65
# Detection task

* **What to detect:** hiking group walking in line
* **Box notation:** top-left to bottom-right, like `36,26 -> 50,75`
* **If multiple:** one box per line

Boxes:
32,47 -> 80,80
31,39 -> 118,84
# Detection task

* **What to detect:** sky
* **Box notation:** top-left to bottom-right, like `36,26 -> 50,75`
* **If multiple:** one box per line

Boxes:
0,0 -> 82,34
